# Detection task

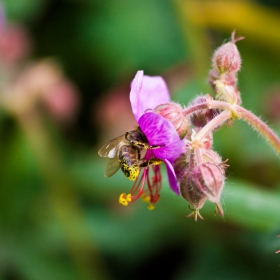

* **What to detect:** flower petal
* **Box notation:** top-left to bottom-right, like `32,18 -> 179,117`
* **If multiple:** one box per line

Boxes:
165,159 -> 180,195
130,71 -> 170,120
138,112 -> 184,162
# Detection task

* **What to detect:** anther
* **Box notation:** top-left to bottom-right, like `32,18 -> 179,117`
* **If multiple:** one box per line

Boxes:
119,193 -> 131,206
141,193 -> 151,203
147,204 -> 155,210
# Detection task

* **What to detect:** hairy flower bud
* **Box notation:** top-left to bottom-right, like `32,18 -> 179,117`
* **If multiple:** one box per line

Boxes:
212,31 -> 243,75
209,70 -> 238,92
213,42 -> 241,74
188,163 -> 225,216
202,149 -> 223,166
154,102 -> 189,139
174,145 -> 228,219
173,149 -> 193,182
174,150 -> 206,221
189,96 -> 218,129
180,175 -> 206,209
215,80 -> 241,105
180,173 -> 207,221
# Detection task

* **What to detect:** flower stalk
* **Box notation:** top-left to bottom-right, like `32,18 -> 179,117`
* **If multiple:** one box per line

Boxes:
184,99 -> 280,157
236,105 -> 280,155
194,110 -> 232,143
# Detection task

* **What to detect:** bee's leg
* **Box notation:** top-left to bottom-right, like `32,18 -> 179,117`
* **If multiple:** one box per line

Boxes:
135,142 -> 165,149
146,144 -> 166,149
139,159 -> 163,167
125,130 -> 165,149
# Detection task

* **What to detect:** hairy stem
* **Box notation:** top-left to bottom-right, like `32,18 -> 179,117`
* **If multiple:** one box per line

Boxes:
185,98 -> 280,156
183,103 -> 208,116
236,105 -> 280,156
183,98 -> 234,118
194,110 -> 232,142
210,100 -> 233,111
194,146 -> 204,165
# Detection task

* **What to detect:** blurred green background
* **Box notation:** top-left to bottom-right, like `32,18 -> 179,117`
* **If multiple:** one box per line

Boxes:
1,0 -> 280,279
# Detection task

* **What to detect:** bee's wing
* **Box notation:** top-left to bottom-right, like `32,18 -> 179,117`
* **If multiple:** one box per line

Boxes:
104,157 -> 121,178
98,136 -> 125,158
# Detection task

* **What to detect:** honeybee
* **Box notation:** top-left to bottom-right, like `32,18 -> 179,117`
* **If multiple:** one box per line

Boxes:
98,127 -> 163,180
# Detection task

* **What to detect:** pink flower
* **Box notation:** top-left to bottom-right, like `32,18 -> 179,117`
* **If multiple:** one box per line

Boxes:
120,71 -> 185,209
130,70 -> 170,121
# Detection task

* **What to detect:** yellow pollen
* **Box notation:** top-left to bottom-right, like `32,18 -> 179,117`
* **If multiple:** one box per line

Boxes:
141,194 -> 151,203
147,204 -> 155,210
126,193 -> 132,202
119,193 -> 131,206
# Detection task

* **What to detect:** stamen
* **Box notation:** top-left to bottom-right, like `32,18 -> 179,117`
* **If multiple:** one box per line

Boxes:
119,161 -> 162,208
147,204 -> 155,210
126,194 -> 132,202
119,193 -> 131,206
141,193 -> 151,203
130,168 -> 148,201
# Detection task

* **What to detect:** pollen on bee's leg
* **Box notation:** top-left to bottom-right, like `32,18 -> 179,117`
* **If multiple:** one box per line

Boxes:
119,193 -> 131,206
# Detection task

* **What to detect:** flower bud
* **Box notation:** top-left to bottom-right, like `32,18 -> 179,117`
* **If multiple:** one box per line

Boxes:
208,69 -> 219,91
174,147 -> 228,218
189,96 -> 218,129
174,151 -> 206,221
173,149 -> 193,182
188,163 -> 225,216
209,70 -> 238,92
202,149 -> 223,166
201,150 -> 229,194
212,31 -> 243,75
215,80 -> 241,105
180,173 -> 207,221
154,102 -> 189,139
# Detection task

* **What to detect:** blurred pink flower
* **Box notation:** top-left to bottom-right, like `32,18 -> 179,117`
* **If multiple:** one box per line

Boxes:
3,59 -> 80,123
0,3 -> 5,29
264,86 -> 280,121
95,84 -> 137,141
0,23 -> 31,66
41,80 -> 80,124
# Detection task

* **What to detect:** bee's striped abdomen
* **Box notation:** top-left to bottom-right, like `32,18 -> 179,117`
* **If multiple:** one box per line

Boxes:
119,145 -> 139,181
